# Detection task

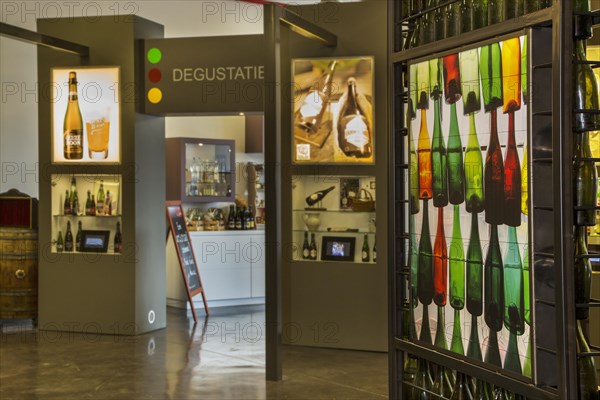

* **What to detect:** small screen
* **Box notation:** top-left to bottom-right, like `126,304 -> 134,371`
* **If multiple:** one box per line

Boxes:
326,241 -> 352,257
85,236 -> 105,248
80,230 -> 110,252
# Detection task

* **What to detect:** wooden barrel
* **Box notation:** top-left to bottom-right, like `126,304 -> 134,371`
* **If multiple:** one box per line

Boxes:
0,227 -> 38,319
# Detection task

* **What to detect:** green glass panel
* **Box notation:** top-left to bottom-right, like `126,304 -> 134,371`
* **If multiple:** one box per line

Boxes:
479,43 -> 503,112
466,213 -> 483,315
459,49 -> 481,114
504,226 -> 525,334
447,103 -> 465,205
450,205 -> 465,309
432,99 -> 448,207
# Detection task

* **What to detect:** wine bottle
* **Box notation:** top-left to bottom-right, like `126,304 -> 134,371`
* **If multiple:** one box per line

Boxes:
64,221 -> 74,252
465,114 -> 484,213
523,333 -> 532,378
467,314 -> 483,361
479,43 -> 503,112
504,226 -> 525,334
309,233 -> 317,260
421,0 -> 435,45
504,328 -> 522,374
373,240 -> 377,262
485,329 -> 502,368
190,157 -> 199,196
524,0 -> 543,14
90,195 -> 96,216
484,224 -> 505,333
72,190 -> 79,216
484,109 -> 505,225
433,0 -> 445,41
410,115 -> 421,214
459,49 -> 482,115
302,231 -> 310,260
466,213 -> 483,317
430,58 -> 443,100
235,208 -> 243,230
448,103 -> 465,205
450,207 -> 465,307
416,61 -> 430,110
241,207 -> 248,230
56,231 -> 64,252
403,350 -> 419,400
445,1 -> 461,38
488,0 -> 505,25
443,54 -> 461,104
574,131 -> 599,226
249,206 -> 256,230
295,60 -> 337,135
574,226 -> 592,320
305,186 -> 335,207
337,78 -> 373,158
412,358 -> 434,400
459,0 -> 472,34
64,190 -> 71,215
114,221 -> 122,254
472,0 -> 488,30
574,0 -> 593,40
576,319 -> 600,400
506,0 -> 524,19
433,363 -> 453,399
410,213 -> 420,309
85,190 -> 92,215
228,205 -> 236,230
433,208 -> 448,306
521,146 -> 529,215
97,181 -> 105,215
502,38 -> 522,114
451,309 -> 465,355
70,176 -> 76,206
432,99 -> 448,208
361,234 -> 370,262
76,221 -> 82,252
450,372 -> 474,400
473,379 -> 494,400
63,71 -> 83,160
504,113 -> 522,227
418,109 -> 433,200
418,200 -> 434,307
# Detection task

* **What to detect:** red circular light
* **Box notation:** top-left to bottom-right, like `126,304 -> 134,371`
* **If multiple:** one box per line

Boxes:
148,68 -> 162,83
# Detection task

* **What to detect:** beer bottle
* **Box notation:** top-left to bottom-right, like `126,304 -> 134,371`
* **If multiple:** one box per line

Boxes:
63,71 -> 83,160
64,221 -> 74,252
361,234 -> 370,262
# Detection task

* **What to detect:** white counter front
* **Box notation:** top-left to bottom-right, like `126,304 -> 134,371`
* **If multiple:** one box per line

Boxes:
167,230 -> 265,310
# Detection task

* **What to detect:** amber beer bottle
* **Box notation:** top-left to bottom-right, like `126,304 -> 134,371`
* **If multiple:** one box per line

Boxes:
63,71 -> 84,160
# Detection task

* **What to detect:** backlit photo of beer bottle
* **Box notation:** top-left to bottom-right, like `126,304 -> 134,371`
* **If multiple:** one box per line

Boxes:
63,71 -> 84,160
337,78 -> 372,158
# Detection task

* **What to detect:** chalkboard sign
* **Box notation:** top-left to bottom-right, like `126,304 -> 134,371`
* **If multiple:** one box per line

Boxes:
166,201 -> 209,320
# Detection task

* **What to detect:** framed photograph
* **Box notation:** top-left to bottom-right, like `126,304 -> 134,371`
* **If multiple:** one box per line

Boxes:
51,66 -> 121,164
292,57 -> 374,164
321,236 -> 356,262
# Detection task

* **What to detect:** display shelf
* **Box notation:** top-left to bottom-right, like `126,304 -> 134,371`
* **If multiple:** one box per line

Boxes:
292,209 -> 375,214
293,229 -> 375,234
53,214 -> 122,218
291,259 -> 376,265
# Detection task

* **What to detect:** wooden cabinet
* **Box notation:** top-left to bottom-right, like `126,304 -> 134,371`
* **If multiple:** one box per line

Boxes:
166,138 -> 236,203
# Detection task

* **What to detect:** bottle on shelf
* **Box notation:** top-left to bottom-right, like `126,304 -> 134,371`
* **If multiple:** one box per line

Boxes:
309,233 -> 317,260
295,60 -> 337,135
574,39 -> 600,132
97,181 -> 105,215
305,186 -> 336,207
63,190 -> 71,215
235,207 -> 243,230
449,205 -> 465,355
190,157 -> 199,196
361,234 -> 370,262
416,60 -> 430,110
85,190 -> 92,215
433,207 -> 447,307
63,71 -> 83,160
433,0 -> 445,42
76,221 -> 82,252
241,207 -> 248,230
373,240 -> 377,262
411,358 -> 434,399
576,319 -> 599,400
574,131 -> 598,226
503,226 -> 525,374
114,221 -> 122,254
480,43 -> 503,112
429,57 -> 442,100
450,372 -> 474,400
90,195 -> 96,216
574,0 -> 593,40
445,1 -> 461,39
64,221 -> 74,252
506,0 -> 524,19
459,0 -> 472,34
56,231 -> 64,252
337,78 -> 373,158
72,190 -> 80,216
105,190 -> 111,215
488,0 -> 505,25
432,363 -> 453,399
574,226 -> 592,320
227,205 -> 236,230
472,0 -> 488,30
473,378 -> 494,400
302,231 -> 310,260
409,125 -> 420,214
248,206 -> 256,230
420,0 -> 435,45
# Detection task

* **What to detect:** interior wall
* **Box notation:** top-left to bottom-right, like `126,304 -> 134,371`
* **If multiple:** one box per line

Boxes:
1,0 -> 263,197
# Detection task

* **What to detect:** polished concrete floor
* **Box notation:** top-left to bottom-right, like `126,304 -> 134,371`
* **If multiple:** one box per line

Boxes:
0,307 -> 388,399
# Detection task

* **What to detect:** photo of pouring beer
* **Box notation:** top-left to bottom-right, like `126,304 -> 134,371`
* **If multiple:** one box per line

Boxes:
51,67 -> 121,163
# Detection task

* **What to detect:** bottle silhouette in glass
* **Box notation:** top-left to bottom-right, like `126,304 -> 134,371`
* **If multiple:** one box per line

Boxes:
503,226 -> 524,374
576,319 -> 599,400
417,61 -> 430,110
502,38 -> 522,114
466,213 -> 483,361
574,131 -> 598,226
443,54 -> 462,105
574,0 -> 593,40
430,58 -> 443,100
433,0 -> 445,41
418,200 -> 434,344
63,71 -> 83,160
445,1 -> 461,38
465,114 -> 484,213
302,231 -> 310,260
450,205 -> 465,355
64,221 -> 73,252
295,60 -> 337,135
522,245 -> 532,378
459,49 -> 482,115
450,372 -> 474,400
459,0 -> 472,34
361,234 -> 370,262
432,99 -> 448,208
574,226 -> 592,320
506,0 -> 524,19
433,363 -> 454,399
418,109 -> 433,200
420,0 -> 435,45
488,0 -> 505,24
75,221 -> 82,252
411,358 -> 434,400
448,103 -> 465,205
410,125 -> 420,214
474,379 -> 494,400
479,43 -> 503,112
484,224 -> 504,368
337,78 -> 372,158
484,109 -> 505,225
503,112 -> 522,227
472,0 -> 488,30
433,208 -> 448,351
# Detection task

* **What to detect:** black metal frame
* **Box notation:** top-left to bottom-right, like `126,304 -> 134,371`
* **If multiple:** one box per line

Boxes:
388,1 -> 600,399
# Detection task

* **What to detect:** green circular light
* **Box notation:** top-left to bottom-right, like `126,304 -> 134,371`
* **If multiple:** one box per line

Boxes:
147,48 -> 162,64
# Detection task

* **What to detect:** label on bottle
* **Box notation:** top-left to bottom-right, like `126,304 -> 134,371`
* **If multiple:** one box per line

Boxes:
344,116 -> 369,149
65,130 -> 82,147
310,250 -> 317,259
362,251 -> 368,260
303,249 -> 309,259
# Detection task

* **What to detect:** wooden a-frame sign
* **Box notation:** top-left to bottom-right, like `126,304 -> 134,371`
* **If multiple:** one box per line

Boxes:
166,201 -> 209,321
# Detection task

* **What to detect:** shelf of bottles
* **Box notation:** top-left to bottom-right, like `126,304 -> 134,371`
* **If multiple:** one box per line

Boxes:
571,3 -> 600,399
185,142 -> 233,200
291,175 -> 376,263
51,174 -> 122,254
394,0 -> 552,51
